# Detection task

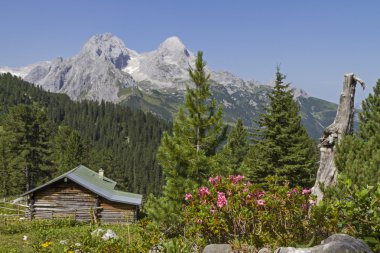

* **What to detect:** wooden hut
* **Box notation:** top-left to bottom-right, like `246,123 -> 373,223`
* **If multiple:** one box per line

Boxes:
22,165 -> 142,223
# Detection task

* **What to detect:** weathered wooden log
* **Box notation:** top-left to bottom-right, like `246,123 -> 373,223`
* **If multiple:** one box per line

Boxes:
312,73 -> 365,201
28,180 -> 138,223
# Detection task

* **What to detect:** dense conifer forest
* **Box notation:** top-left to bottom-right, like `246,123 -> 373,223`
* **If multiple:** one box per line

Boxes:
0,73 -> 170,196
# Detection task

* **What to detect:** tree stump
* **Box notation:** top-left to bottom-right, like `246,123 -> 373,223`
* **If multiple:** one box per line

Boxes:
312,73 -> 365,201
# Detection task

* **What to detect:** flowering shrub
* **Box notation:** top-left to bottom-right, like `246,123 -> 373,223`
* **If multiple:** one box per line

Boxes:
182,175 -> 317,248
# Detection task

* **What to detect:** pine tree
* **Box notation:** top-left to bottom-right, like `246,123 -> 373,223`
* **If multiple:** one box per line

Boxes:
243,68 -> 318,187
217,118 -> 249,175
336,79 -> 380,187
53,125 -> 89,176
0,126 -> 20,196
3,104 -> 53,192
144,51 -> 227,230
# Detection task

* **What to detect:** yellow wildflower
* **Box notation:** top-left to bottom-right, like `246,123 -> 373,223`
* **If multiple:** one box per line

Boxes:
41,241 -> 52,248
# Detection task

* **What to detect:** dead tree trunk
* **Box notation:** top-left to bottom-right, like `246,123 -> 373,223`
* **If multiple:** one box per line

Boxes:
312,73 -> 365,202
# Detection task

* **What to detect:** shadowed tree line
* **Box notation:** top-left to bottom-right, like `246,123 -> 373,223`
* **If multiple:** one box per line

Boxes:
0,73 -> 170,196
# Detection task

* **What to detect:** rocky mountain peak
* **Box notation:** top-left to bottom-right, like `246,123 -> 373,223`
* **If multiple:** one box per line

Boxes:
80,33 -> 136,69
293,88 -> 309,98
158,36 -> 186,52
156,36 -> 192,62
123,36 -> 195,88
81,33 -> 124,54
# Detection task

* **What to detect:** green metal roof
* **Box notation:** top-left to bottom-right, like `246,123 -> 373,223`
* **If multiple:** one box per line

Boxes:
22,165 -> 142,205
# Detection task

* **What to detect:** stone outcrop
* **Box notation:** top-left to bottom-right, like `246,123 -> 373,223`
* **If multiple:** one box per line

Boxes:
202,244 -> 233,253
275,234 -> 372,253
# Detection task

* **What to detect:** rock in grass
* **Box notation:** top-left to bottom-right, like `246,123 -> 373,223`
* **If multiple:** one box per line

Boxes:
274,234 -> 372,253
202,244 -> 232,253
101,229 -> 118,240
258,248 -> 271,253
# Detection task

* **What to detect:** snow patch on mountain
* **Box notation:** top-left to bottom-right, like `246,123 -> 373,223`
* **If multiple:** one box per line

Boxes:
222,99 -> 233,108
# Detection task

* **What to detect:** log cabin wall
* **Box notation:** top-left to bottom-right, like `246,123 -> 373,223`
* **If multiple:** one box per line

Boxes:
99,197 -> 137,223
30,179 -> 138,223
32,180 -> 97,221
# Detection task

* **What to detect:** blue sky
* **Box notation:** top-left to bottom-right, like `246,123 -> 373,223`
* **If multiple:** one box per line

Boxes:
1,0 -> 379,103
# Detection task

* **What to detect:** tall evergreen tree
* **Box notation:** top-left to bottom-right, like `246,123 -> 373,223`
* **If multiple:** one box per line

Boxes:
53,125 -> 89,176
0,126 -> 19,196
336,79 -> 380,187
3,104 -> 52,192
145,51 -> 227,229
243,68 -> 318,187
217,118 -> 249,175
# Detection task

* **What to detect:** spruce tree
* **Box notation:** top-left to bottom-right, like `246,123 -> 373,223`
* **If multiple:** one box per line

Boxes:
336,79 -> 380,187
0,126 -> 19,196
145,51 -> 226,230
3,104 -> 53,192
243,68 -> 318,187
217,118 -> 249,175
53,125 -> 89,176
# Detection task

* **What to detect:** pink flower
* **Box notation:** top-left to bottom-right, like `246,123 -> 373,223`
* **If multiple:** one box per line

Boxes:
243,187 -> 248,192
217,192 -> 228,208
257,199 -> 266,206
302,188 -> 312,195
184,193 -> 192,200
256,190 -> 265,198
196,219 -> 203,224
236,175 -> 245,181
309,199 -> 317,206
287,188 -> 299,197
199,186 -> 210,197
245,181 -> 252,187
210,205 -> 217,213
301,203 -> 308,212
228,175 -> 245,184
209,176 -> 221,186
227,191 -> 232,196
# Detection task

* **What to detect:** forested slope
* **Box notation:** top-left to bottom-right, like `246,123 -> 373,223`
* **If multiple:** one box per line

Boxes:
0,73 -> 170,195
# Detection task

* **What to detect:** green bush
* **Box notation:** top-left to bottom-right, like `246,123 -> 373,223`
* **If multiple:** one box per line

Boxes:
318,176 -> 380,251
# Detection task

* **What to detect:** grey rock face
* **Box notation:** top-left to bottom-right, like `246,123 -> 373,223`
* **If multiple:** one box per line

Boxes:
124,36 -> 196,89
24,33 -> 136,102
202,244 -> 232,253
274,234 -> 372,253
80,33 -> 137,70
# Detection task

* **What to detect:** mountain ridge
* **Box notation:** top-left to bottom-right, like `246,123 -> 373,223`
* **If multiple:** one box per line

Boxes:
0,33 -> 337,139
